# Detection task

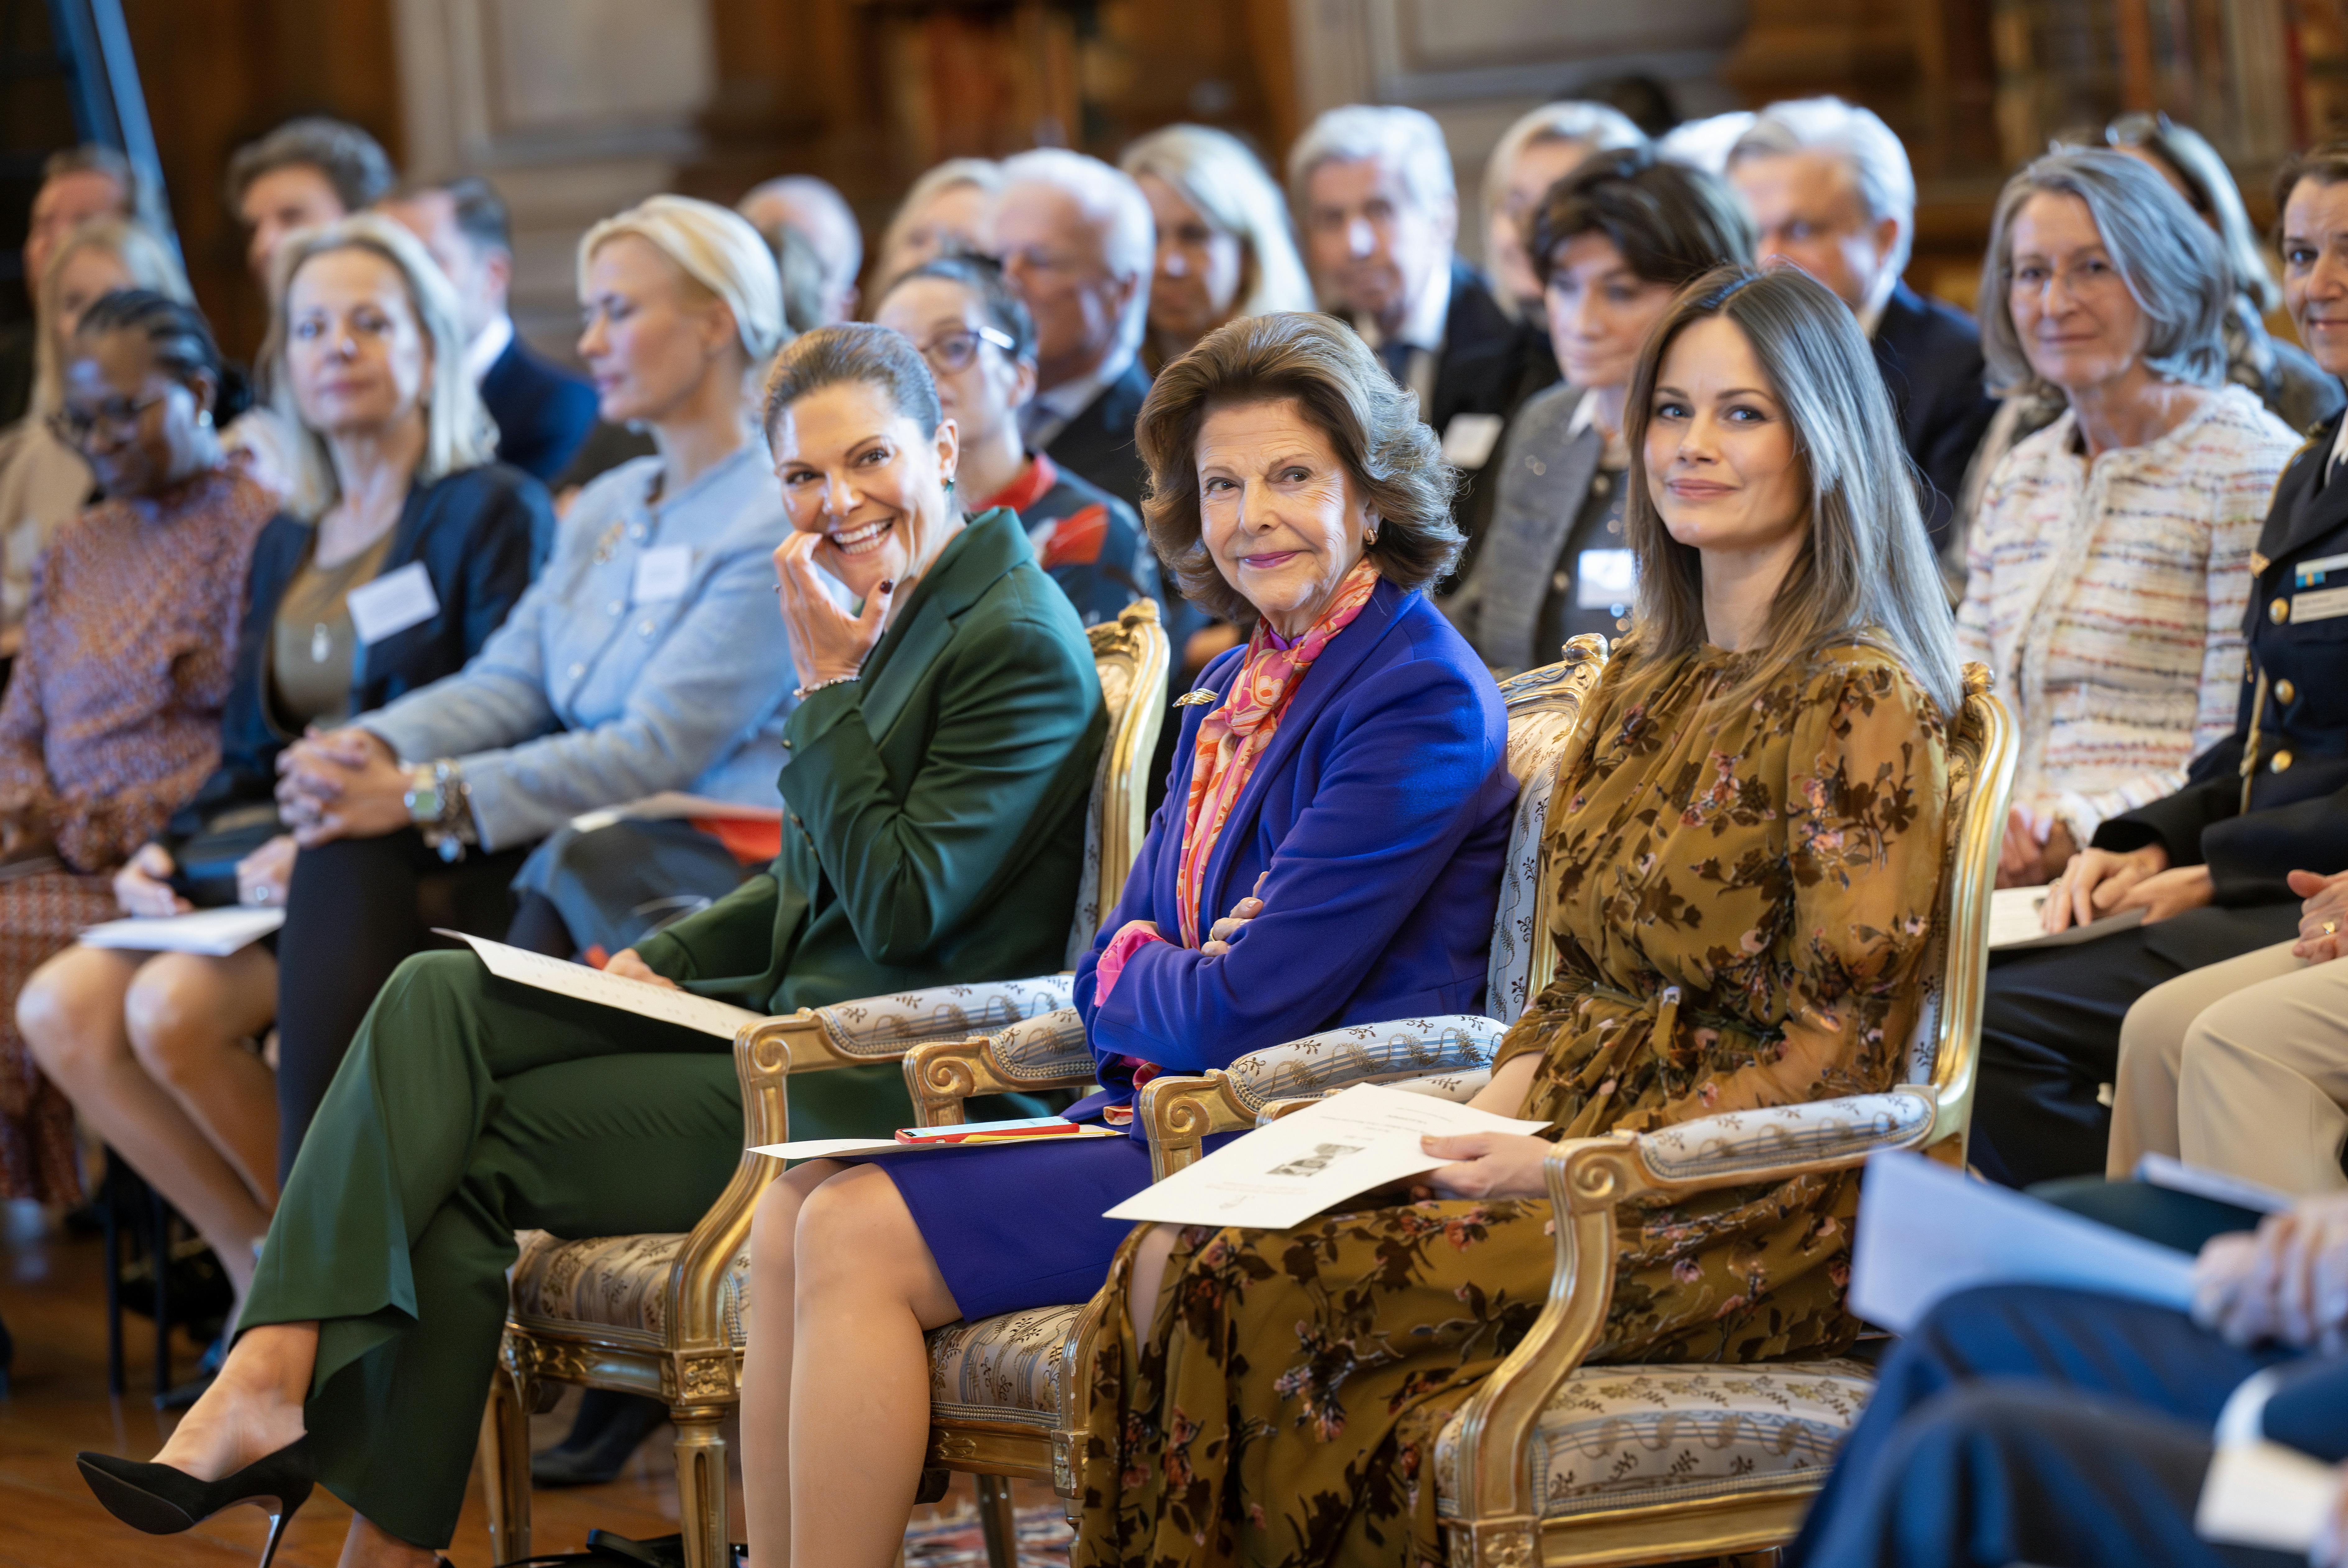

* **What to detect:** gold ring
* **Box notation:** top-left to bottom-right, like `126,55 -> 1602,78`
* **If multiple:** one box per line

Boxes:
2327,920 -> 2339,937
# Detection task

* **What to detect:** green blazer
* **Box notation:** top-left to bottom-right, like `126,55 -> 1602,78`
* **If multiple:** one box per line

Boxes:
634,507 -> 1105,1014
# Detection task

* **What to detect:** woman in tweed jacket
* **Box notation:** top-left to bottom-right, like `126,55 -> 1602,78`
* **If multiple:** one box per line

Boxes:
1960,149 -> 2300,888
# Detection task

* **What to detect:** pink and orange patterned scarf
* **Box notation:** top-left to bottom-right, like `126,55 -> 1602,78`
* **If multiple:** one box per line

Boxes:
1172,557 -> 1382,946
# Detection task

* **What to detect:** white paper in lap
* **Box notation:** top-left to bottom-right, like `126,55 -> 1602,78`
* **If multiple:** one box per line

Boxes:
436,930 -> 764,1040
1104,1083 -> 1549,1230
80,906 -> 286,956
1849,1149 -> 2197,1334
2196,1442 -> 2340,1552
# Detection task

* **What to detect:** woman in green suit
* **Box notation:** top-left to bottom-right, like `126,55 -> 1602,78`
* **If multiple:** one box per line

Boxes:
74,324 -> 1106,1568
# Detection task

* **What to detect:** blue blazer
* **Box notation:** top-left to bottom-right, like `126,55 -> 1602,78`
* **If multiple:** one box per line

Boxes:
1074,576 -> 1516,1107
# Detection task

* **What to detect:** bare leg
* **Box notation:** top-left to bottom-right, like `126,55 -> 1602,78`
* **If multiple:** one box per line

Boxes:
125,948 -> 283,1210
740,1159 -> 845,1568
20,948 -> 274,1302
789,1165 -> 964,1568
1125,1224 -> 1181,1342
152,1320 -> 314,1477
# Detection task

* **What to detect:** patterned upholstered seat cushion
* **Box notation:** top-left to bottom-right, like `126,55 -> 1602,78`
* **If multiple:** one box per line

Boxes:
1488,650 -> 1603,1025
1434,1360 -> 1874,1519
809,976 -> 1075,1059
1222,1016 -> 1503,1114
509,1229 -> 753,1349
926,1303 -> 1087,1429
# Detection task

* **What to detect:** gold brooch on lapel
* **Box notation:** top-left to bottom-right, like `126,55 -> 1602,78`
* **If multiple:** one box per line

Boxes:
1175,689 -> 1220,707
2251,552 -> 2272,577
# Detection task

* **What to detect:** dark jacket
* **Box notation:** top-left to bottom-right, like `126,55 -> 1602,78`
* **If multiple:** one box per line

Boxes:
478,334 -> 599,485
1075,575 -> 1516,1107
1873,281 -> 1998,556
1043,358 -> 1153,514
159,463 -> 549,858
988,452 -> 1160,628
2096,410 -> 2348,953
634,507 -> 1105,1013
1426,257 -> 1546,587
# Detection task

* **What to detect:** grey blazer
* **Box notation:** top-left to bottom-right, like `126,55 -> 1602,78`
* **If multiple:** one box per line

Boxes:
1447,381 -> 1604,674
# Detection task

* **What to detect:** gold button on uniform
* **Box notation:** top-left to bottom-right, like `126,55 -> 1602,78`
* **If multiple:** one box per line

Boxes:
2272,597 -> 2292,624
2272,749 -> 2295,773
2278,678 -> 2298,704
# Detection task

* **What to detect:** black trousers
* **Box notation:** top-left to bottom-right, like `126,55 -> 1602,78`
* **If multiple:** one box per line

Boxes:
272,828 -> 533,1182
1971,902 -> 2301,1188
1788,1284 -> 2298,1568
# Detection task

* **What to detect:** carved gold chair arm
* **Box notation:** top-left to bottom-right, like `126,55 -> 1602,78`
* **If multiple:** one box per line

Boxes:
1134,1072 -> 1257,1182
1440,1087 -> 1939,1536
904,1006 -> 1098,1127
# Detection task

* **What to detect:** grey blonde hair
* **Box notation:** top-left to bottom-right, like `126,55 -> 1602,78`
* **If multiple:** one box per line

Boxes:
1287,104 -> 1455,219
31,216 -> 190,418
1120,124 -> 1315,320
1622,265 -> 1961,719
875,158 -> 1001,293
579,194 -> 789,365
261,214 -> 498,519
1135,311 -> 1460,621
1729,97 -> 1918,275
1481,100 -> 1646,242
1977,148 -> 2229,399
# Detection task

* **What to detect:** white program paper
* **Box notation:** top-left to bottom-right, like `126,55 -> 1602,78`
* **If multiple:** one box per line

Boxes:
436,930 -> 764,1040
1103,1083 -> 1550,1231
80,906 -> 286,956
751,1120 -> 1123,1162
1848,1148 -> 2198,1334
1986,885 -> 2147,951
2196,1441 -> 2341,1552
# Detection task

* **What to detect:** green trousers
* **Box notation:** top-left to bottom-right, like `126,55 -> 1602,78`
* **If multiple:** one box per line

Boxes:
240,951 -> 917,1549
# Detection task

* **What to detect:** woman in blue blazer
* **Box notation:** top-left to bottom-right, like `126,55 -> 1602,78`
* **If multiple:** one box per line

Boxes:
734,312 -> 1518,1562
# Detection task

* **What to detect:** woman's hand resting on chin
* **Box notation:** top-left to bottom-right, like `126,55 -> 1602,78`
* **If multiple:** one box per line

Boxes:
774,532 -> 891,689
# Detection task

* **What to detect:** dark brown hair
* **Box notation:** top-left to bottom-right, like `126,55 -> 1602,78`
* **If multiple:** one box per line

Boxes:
762,322 -> 942,440
1529,147 -> 1755,291
1134,311 -> 1459,620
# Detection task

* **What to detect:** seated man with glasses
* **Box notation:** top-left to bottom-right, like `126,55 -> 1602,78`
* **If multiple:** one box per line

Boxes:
875,252 -> 1160,627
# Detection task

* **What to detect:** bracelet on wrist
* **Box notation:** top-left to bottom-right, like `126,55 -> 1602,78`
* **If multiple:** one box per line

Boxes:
404,759 -> 478,862
794,673 -> 858,700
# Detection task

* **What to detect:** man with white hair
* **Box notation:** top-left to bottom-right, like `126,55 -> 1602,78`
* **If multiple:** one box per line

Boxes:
1729,97 -> 1995,553
993,148 -> 1155,513
737,174 -> 862,324
1289,104 -> 1539,580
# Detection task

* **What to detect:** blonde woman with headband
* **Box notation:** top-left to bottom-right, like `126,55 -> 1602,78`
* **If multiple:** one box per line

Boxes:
873,156 -> 1001,293
1480,99 -> 1647,319
1119,123 -> 1313,371
0,217 -> 189,651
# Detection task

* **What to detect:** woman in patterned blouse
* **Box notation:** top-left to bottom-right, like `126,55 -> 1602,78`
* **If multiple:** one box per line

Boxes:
1072,265 -> 1959,1568
1960,149 -> 2300,889
0,291 -> 274,1204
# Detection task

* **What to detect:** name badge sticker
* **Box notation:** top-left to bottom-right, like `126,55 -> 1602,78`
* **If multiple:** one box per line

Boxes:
631,545 -> 694,604
1574,547 -> 1637,611
346,561 -> 440,645
2295,550 -> 2348,588
2292,585 -> 2348,624
1440,413 -> 1505,470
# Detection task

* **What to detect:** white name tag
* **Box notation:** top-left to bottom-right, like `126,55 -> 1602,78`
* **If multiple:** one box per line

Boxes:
1574,547 -> 1637,610
345,561 -> 439,645
2295,550 -> 2348,588
631,545 -> 693,604
2292,585 -> 2348,624
1440,412 -> 1505,469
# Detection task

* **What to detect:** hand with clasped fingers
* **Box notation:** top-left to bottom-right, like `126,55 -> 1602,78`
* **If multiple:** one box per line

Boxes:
273,726 -> 414,848
2040,838 -> 2214,934
2291,869 -> 2348,964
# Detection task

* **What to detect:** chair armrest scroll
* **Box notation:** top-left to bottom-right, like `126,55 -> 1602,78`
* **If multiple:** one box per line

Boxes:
904,1007 -> 1096,1126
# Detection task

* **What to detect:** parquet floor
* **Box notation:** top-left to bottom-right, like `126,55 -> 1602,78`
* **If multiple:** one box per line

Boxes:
0,1214 -> 1035,1566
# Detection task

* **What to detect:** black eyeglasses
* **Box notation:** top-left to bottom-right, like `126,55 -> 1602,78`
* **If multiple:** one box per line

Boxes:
47,391 -> 168,450
915,325 -> 1018,374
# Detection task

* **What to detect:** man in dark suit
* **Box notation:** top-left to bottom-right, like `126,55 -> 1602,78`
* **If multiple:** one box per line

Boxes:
1289,104 -> 1541,584
1729,97 -> 1997,557
382,177 -> 597,484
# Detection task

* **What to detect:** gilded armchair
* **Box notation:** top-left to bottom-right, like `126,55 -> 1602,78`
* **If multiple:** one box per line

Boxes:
478,597 -> 1168,1568
901,636 -> 1612,1561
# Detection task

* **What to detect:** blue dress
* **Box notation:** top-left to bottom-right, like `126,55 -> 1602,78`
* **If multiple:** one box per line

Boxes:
880,577 -> 1517,1318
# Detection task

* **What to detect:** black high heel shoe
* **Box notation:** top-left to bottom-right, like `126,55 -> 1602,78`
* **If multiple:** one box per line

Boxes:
75,1435 -> 315,1567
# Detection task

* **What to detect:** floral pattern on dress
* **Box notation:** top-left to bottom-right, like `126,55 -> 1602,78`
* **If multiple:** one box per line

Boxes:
1070,640 -> 1949,1568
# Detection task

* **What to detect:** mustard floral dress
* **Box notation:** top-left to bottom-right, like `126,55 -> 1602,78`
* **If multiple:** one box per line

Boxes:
1070,639 -> 1949,1568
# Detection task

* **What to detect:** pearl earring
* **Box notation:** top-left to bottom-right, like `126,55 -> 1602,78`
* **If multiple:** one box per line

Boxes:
198,409 -> 213,428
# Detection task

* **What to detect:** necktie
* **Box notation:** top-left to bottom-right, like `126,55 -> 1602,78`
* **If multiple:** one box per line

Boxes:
1376,337 -> 1414,389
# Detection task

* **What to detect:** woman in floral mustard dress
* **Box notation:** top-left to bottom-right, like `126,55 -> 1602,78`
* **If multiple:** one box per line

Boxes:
1074,265 -> 1966,1568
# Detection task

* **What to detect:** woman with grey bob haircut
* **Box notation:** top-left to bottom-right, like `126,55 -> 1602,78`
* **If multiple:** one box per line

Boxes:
1959,147 -> 2300,889
1135,309 -> 1461,620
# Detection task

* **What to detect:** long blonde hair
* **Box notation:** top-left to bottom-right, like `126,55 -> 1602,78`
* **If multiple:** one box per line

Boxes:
1120,124 -> 1314,322
31,217 -> 190,419
260,214 -> 498,519
1621,264 -> 1961,718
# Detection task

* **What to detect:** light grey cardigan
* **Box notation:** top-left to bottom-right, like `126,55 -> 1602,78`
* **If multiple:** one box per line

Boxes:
362,442 -> 797,851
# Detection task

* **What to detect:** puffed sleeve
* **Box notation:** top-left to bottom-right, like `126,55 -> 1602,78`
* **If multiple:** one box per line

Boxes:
1629,656 -> 1949,1127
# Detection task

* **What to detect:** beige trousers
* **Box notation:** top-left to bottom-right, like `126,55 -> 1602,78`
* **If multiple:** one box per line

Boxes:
2108,940 -> 2348,1193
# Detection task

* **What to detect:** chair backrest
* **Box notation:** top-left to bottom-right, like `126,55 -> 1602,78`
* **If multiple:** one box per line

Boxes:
1485,634 -> 1610,1024
1065,597 -> 1171,966
1902,663 -> 2017,1155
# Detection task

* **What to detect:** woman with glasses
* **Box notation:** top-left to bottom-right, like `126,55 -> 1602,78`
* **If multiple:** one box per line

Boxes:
0,289 -> 275,1210
874,253 -> 1158,626
0,218 -> 190,659
18,220 -> 543,1344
